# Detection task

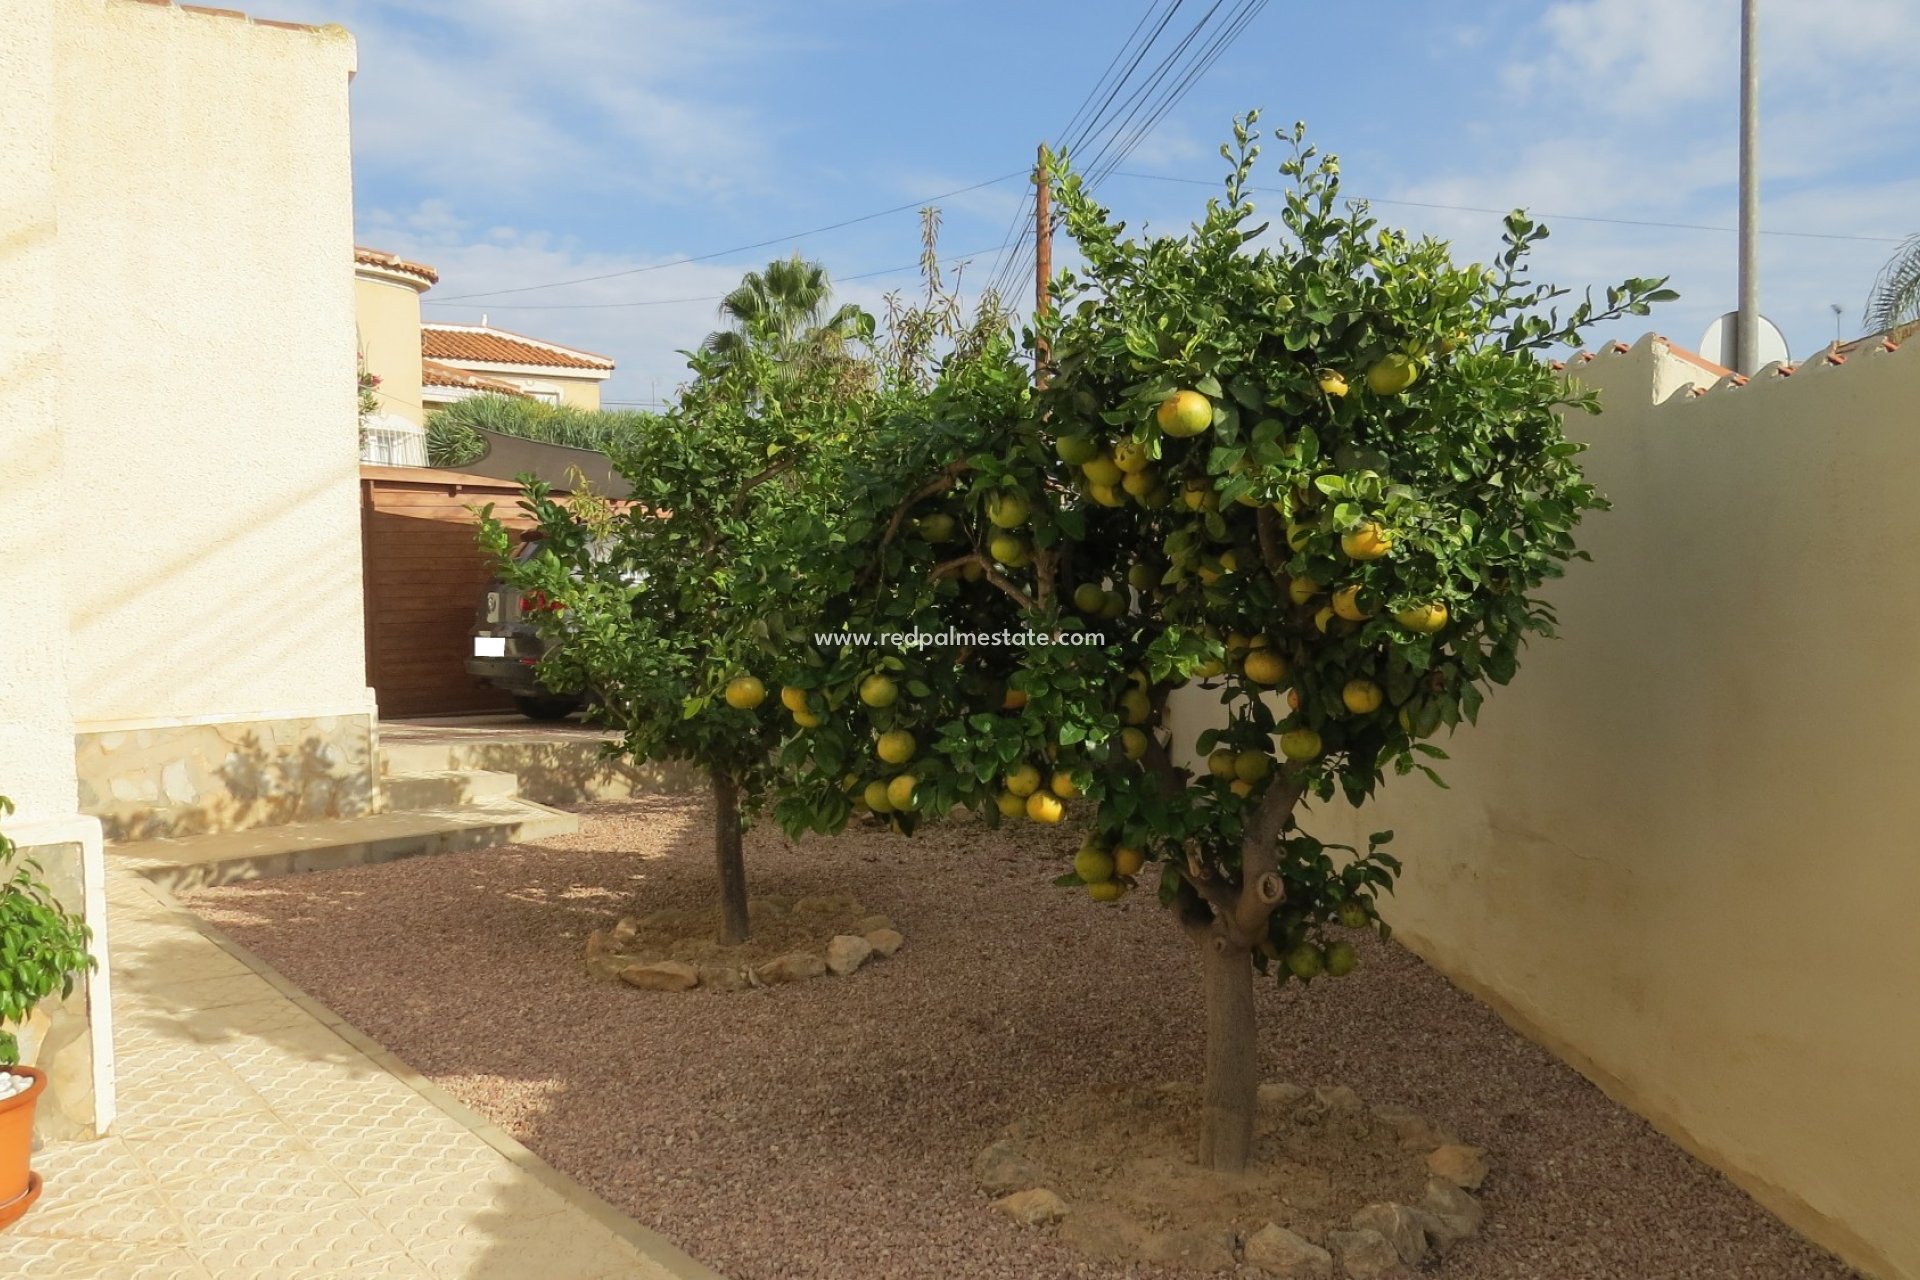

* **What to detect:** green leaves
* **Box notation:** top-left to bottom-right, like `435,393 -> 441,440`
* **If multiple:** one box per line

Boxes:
0,797 -> 97,1066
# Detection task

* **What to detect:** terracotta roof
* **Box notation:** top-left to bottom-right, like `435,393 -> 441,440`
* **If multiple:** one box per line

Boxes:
421,323 -> 615,372
121,0 -> 324,33
355,246 -> 439,286
420,359 -> 527,397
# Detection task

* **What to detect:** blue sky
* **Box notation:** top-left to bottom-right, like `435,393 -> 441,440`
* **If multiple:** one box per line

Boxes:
274,0 -> 1920,406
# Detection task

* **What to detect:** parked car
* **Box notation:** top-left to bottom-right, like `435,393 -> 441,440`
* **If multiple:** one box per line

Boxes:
467,536 -> 584,721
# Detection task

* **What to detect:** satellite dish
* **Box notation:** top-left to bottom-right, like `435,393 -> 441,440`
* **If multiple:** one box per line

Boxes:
1699,312 -> 1791,371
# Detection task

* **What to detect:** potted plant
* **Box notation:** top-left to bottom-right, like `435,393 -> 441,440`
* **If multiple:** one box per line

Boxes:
0,796 -> 97,1230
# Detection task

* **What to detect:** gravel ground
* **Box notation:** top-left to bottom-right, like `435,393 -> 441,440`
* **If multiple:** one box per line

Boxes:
186,798 -> 1856,1280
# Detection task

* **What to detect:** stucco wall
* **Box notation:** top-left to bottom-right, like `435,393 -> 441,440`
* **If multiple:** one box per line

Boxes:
53,0 -> 369,732
0,2 -> 83,822
1174,333 -> 1920,1279
355,271 -> 427,425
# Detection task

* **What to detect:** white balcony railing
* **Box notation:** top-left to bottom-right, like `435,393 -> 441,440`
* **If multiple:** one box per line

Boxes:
360,416 -> 428,467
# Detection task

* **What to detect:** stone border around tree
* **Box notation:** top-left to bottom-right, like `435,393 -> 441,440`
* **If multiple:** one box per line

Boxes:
977,1081 -> 1490,1278
584,899 -> 905,992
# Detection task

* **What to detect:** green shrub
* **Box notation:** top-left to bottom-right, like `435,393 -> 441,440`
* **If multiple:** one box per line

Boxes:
0,797 -> 96,1067
425,396 -> 662,468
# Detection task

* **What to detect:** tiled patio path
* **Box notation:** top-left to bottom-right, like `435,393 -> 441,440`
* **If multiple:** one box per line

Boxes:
0,867 -> 722,1280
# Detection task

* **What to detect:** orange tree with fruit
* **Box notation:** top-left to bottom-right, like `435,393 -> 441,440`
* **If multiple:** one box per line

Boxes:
771,114 -> 1672,1170
479,322 -> 875,946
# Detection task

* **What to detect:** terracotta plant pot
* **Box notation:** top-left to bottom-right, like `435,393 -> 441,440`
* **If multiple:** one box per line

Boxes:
0,1066 -> 45,1231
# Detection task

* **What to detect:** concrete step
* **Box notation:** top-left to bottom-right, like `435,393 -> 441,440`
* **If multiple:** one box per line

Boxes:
109,797 -> 580,893
382,768 -> 520,810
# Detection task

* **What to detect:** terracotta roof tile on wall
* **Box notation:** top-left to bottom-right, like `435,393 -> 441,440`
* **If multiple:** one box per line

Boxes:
420,359 -> 527,397
354,246 -> 439,286
420,324 -> 615,371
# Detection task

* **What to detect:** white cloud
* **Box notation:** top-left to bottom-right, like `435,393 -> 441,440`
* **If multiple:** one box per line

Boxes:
270,0 -> 776,202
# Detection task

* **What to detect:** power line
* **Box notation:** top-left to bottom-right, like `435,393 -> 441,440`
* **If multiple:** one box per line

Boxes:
422,246 -> 1008,312
1105,171 -> 1908,244
428,172 -> 1026,303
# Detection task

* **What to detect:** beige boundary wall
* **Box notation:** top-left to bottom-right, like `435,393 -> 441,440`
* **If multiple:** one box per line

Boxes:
1174,333 -> 1920,1278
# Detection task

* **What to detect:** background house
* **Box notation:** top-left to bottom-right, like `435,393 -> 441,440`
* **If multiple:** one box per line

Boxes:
419,322 -> 615,410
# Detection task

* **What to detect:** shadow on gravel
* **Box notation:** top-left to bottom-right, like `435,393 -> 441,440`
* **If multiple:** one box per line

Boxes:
175,797 -> 1861,1280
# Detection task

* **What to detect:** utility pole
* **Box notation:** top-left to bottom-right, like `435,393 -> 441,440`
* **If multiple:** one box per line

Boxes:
1735,0 -> 1760,375
1034,143 -> 1053,372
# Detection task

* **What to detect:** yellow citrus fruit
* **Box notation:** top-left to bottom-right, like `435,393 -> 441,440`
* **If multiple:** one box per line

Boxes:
994,790 -> 1025,819
1087,881 -> 1126,903
1056,434 -> 1099,465
1395,601 -> 1449,633
1156,389 -> 1214,437
961,560 -> 985,582
1089,483 -> 1126,508
1229,778 -> 1255,798
988,533 -> 1030,567
1234,751 -> 1272,782
916,512 -> 957,542
1284,520 -> 1314,552
859,674 -> 898,708
1120,468 -> 1157,498
1073,583 -> 1106,613
1074,846 -> 1115,884
1002,687 -> 1029,710
876,729 -> 916,765
1127,563 -> 1158,591
1280,728 -> 1323,761
792,709 -> 822,728
1207,748 -> 1237,779
1341,522 -> 1393,561
1179,477 -> 1218,512
1113,847 -> 1145,877
780,685 -> 810,713
1318,372 -> 1349,397
1342,679 -> 1385,715
1119,688 -> 1151,726
1192,656 -> 1225,679
1113,440 -> 1151,474
1005,763 -> 1041,797
1337,900 -> 1371,929
863,780 -> 894,814
1026,791 -> 1065,823
1326,941 -> 1360,977
1288,577 -> 1322,606
1081,454 -> 1124,487
1243,650 -> 1288,686
1050,771 -> 1079,800
1366,353 -> 1420,396
1098,590 -> 1128,621
1285,944 -> 1326,980
1120,727 -> 1148,760
724,676 -> 766,710
886,774 -> 918,811
986,491 -> 1031,529
1332,585 -> 1374,622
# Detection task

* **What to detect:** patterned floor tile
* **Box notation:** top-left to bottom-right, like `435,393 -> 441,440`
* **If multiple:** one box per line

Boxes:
0,1236 -> 213,1279
190,1198 -> 431,1279
7,1184 -> 189,1245
398,1205 -> 650,1280
28,1135 -> 161,1201
135,972 -> 285,1013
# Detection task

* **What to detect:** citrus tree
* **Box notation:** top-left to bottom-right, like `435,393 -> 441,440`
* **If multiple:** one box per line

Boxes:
479,294 -> 872,944
773,114 -> 1672,1170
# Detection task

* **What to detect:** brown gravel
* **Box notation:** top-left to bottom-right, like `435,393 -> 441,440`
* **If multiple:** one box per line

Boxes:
185,798 -> 1858,1280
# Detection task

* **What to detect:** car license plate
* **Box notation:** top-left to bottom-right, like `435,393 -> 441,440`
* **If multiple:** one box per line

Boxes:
473,636 -> 507,657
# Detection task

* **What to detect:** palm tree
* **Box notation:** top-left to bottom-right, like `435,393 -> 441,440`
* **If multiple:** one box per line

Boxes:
1863,234 -> 1920,335
700,254 -> 872,370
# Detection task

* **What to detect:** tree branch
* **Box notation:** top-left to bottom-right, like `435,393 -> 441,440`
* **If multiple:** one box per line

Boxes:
733,453 -> 800,514
1225,769 -> 1307,945
931,554 -> 1036,611
1255,506 -> 1288,584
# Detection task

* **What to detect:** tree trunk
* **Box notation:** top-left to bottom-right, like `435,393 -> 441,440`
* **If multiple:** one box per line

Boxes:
711,768 -> 751,945
1197,930 -> 1258,1172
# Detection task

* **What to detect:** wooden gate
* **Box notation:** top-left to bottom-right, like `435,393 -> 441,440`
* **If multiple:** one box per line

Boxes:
359,465 -> 541,718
